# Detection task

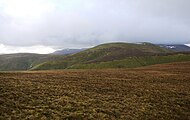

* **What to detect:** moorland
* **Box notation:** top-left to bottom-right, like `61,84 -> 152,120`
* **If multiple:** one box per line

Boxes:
0,62 -> 190,119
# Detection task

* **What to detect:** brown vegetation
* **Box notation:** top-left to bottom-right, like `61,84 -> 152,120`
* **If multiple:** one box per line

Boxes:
0,62 -> 190,119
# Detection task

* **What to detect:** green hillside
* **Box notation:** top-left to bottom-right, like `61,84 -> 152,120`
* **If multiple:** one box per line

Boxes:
0,53 -> 65,71
66,42 -> 172,63
31,42 -> 178,70
0,42 -> 189,71
68,54 -> 190,69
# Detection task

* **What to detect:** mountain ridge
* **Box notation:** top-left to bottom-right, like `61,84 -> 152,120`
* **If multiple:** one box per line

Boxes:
0,42 -> 189,71
30,42 -> 189,70
52,48 -> 87,55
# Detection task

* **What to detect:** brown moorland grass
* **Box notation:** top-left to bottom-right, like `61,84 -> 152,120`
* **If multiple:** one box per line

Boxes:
0,62 -> 190,119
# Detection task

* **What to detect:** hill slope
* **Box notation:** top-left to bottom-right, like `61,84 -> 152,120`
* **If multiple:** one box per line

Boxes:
31,42 -> 177,70
0,53 -> 65,71
68,54 -> 190,69
0,42 -> 189,71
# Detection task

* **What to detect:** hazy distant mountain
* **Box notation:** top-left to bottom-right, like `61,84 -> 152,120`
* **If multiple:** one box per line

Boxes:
53,48 -> 86,55
159,44 -> 190,52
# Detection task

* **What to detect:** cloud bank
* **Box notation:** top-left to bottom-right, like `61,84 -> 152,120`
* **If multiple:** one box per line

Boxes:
0,0 -> 190,53
0,44 -> 55,54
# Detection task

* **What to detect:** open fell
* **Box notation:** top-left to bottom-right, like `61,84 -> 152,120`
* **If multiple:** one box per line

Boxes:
0,62 -> 190,119
0,42 -> 175,71
31,42 -> 186,70
0,42 -> 189,71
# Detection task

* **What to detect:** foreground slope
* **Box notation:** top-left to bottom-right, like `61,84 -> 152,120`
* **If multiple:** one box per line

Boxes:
0,62 -> 190,119
32,42 -> 174,70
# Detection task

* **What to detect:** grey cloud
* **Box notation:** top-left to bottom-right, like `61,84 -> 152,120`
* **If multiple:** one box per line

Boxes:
0,0 -> 190,48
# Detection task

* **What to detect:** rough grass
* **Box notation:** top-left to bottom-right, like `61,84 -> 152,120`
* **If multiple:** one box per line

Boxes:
0,62 -> 190,119
69,54 -> 190,69
32,54 -> 190,70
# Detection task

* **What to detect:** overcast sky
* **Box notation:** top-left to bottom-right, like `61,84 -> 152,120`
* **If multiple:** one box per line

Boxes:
0,0 -> 190,54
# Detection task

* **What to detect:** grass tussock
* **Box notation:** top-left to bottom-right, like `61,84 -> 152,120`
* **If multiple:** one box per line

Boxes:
0,62 -> 190,119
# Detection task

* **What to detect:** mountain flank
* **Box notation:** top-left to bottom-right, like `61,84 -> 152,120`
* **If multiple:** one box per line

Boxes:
0,42 -> 189,71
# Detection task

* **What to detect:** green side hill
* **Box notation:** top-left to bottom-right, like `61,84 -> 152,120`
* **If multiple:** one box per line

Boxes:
30,42 -> 190,70
0,42 -> 189,71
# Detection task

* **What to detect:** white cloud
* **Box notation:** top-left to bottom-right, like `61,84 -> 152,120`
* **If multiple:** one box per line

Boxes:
0,0 -> 55,19
0,44 -> 56,54
0,0 -> 190,48
185,44 -> 190,47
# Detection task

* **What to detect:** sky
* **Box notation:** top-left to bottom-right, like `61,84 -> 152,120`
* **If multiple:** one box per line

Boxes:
0,0 -> 190,54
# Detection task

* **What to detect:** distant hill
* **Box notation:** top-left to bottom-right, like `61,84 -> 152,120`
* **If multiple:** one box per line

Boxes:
53,48 -> 86,55
32,42 -> 180,70
0,42 -> 189,71
0,53 -> 65,71
159,44 -> 190,52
